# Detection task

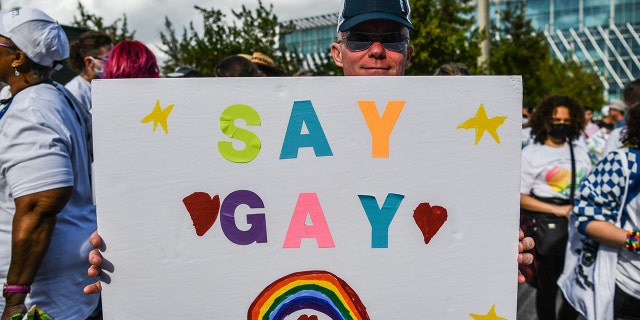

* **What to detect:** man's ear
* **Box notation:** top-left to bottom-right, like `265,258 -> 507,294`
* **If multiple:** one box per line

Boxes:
84,56 -> 94,68
404,45 -> 414,69
330,43 -> 344,68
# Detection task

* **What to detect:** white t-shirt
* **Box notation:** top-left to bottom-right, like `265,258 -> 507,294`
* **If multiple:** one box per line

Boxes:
65,75 -> 92,113
617,193 -> 640,299
521,142 -> 592,199
602,126 -> 624,159
0,82 -> 99,318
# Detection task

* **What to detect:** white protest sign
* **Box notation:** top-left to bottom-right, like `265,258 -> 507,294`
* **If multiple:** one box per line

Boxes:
92,76 -> 522,319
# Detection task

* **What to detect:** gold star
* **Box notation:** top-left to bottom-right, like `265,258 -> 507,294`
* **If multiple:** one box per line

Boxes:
141,100 -> 174,134
457,104 -> 507,145
469,305 -> 507,320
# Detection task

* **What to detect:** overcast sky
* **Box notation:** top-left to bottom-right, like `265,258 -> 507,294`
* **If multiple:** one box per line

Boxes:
3,0 -> 342,61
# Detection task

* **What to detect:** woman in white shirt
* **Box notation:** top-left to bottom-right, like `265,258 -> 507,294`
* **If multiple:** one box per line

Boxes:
520,95 -> 592,320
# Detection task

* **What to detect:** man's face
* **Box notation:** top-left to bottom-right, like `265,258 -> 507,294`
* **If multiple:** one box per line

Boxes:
86,44 -> 112,80
610,109 -> 623,122
331,20 -> 414,76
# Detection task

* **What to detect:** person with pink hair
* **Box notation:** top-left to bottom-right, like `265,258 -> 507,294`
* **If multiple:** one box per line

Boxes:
103,40 -> 159,79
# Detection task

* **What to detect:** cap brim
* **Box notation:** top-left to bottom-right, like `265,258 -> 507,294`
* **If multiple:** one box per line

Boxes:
255,63 -> 286,76
338,12 -> 414,32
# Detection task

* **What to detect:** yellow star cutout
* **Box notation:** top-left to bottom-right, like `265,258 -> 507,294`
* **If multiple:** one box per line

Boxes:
141,100 -> 174,134
457,104 -> 507,145
469,304 -> 507,320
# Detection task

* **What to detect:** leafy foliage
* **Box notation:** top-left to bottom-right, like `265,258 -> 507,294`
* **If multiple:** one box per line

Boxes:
70,1 -> 134,42
407,0 -> 481,75
65,0 -> 607,106
159,1 -> 302,76
488,3 -> 604,108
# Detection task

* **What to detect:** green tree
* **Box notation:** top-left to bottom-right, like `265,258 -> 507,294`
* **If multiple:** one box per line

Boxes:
543,60 -> 606,110
70,1 -> 135,42
309,50 -> 344,76
489,4 -> 604,108
159,1 -> 302,76
408,0 -> 481,75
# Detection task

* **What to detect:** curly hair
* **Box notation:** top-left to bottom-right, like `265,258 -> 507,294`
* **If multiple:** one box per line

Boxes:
622,105 -> 640,146
528,95 -> 585,145
68,31 -> 113,73
103,40 -> 159,79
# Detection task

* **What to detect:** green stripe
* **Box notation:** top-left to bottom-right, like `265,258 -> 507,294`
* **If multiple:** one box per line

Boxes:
263,283 -> 352,319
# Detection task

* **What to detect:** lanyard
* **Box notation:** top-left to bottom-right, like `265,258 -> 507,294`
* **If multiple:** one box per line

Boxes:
0,99 -> 10,121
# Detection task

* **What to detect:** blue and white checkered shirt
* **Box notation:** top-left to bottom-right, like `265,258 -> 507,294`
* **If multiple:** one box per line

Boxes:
574,147 -> 640,234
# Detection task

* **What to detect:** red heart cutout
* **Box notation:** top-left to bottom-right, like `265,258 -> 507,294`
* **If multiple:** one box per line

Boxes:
297,315 -> 318,320
182,192 -> 220,236
413,202 -> 448,244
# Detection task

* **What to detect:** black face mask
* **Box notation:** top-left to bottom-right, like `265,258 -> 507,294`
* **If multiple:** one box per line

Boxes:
549,123 -> 571,141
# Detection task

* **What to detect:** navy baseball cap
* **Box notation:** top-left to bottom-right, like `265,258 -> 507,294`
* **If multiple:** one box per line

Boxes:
337,0 -> 414,32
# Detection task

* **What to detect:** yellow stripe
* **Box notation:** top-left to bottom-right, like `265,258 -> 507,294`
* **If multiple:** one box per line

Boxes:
258,279 -> 356,318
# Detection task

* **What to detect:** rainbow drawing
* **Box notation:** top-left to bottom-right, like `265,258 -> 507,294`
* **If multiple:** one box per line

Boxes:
248,270 -> 370,320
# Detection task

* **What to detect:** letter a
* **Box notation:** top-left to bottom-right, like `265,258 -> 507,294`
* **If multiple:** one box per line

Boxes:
280,100 -> 333,159
283,193 -> 335,248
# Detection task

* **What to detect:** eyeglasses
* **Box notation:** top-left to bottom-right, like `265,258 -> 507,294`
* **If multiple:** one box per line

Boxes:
341,32 -> 408,52
90,56 -> 108,62
0,43 -> 16,50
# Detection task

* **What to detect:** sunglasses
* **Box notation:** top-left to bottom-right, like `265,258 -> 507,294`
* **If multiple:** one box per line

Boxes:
90,56 -> 108,62
343,32 -> 408,52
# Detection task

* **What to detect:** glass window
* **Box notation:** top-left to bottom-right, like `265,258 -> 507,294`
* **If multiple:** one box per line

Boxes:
583,0 -> 609,27
555,8 -> 580,29
525,0 -> 551,29
615,1 -> 640,25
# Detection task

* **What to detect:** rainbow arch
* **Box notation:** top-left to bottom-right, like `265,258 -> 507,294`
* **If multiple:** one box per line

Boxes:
248,270 -> 369,320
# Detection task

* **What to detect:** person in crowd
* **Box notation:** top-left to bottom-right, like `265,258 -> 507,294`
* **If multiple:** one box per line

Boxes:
586,119 -> 613,164
520,95 -> 591,320
522,103 -> 537,149
572,105 -> 640,319
581,106 -> 600,140
433,62 -> 470,76
102,40 -> 160,79
84,0 -> 535,295
65,30 -> 112,113
166,65 -> 204,78
522,103 -> 533,126
596,106 -> 614,130
250,52 -> 286,76
608,99 -> 627,129
215,54 -> 263,77
0,8 -> 99,319
582,106 -> 604,163
602,79 -> 640,158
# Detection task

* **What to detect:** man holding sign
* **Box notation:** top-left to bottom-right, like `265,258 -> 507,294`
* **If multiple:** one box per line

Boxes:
84,0 -> 534,307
